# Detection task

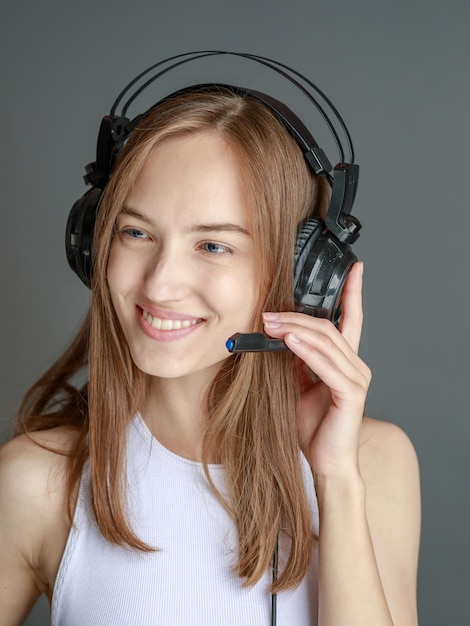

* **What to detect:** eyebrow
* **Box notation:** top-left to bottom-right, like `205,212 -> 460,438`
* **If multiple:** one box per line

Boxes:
119,207 -> 251,237
192,223 -> 251,236
119,207 -> 153,225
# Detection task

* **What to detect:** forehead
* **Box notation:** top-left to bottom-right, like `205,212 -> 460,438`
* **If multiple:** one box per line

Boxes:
125,132 -> 252,228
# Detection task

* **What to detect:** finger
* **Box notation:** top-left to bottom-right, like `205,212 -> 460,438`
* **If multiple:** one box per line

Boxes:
284,329 -> 368,385
338,261 -> 364,353
263,311 -> 355,361
283,331 -> 370,406
263,312 -> 367,381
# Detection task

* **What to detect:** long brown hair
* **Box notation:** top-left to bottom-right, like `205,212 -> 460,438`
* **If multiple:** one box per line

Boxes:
16,87 -> 330,591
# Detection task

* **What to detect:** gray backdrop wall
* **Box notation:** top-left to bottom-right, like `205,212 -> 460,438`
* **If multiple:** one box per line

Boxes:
2,1 -> 469,624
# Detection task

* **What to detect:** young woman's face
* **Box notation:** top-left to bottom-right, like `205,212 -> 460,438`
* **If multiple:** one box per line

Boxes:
107,132 -> 259,382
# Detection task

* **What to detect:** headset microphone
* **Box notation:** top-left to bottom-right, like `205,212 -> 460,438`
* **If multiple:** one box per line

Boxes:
226,334 -> 288,353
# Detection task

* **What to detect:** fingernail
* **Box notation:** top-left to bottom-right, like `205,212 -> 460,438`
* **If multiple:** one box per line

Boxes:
289,333 -> 301,344
264,321 -> 281,329
358,261 -> 364,276
262,312 -> 279,321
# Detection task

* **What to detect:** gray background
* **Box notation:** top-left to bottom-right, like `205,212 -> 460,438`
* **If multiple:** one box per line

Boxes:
2,1 -> 469,624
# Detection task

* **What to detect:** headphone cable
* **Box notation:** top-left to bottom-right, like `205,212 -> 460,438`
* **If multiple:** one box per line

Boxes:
271,535 -> 279,626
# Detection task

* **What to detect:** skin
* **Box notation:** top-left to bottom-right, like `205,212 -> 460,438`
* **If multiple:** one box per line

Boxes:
0,132 -> 421,625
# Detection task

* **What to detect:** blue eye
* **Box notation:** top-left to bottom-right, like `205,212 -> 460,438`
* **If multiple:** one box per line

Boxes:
202,242 -> 231,254
120,228 -> 149,239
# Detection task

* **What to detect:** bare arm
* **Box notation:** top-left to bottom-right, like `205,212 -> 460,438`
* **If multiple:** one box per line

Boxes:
316,420 -> 420,625
0,437 -> 46,625
0,432 -> 71,625
360,419 -> 420,624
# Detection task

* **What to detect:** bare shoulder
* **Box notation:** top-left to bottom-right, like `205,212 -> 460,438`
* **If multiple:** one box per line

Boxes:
0,427 -> 78,502
359,417 -> 420,490
0,427 -> 79,624
0,426 -> 79,549
358,417 -> 421,534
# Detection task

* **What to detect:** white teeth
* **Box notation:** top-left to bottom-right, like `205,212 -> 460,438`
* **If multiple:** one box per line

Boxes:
142,310 -> 199,331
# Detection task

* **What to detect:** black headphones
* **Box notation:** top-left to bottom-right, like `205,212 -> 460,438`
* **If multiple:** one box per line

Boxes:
66,51 -> 362,325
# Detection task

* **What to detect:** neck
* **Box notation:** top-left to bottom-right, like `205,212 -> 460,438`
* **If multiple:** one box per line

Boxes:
141,370 -> 216,462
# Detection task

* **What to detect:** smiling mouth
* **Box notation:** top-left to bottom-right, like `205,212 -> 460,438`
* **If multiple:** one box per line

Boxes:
142,309 -> 201,330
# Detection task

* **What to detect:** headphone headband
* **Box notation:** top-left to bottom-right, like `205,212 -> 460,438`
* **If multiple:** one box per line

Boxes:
111,51 -> 355,164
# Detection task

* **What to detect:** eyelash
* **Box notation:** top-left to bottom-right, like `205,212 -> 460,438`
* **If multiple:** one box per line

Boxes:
118,227 -> 149,240
117,228 -> 233,255
199,242 -> 233,255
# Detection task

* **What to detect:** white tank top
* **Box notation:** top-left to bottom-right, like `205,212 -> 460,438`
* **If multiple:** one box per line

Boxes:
52,414 -> 319,625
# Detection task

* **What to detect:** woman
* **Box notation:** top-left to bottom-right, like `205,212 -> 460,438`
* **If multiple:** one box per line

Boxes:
0,82 -> 420,625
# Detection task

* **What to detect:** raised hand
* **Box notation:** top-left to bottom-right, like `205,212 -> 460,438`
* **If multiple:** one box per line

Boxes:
263,262 -> 371,479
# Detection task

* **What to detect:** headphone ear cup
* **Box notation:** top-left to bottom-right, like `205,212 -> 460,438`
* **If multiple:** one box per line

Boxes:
65,187 -> 103,288
294,217 -> 357,325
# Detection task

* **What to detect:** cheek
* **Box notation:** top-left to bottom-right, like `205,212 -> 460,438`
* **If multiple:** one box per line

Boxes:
106,262 -> 121,304
107,246 -> 134,295
224,266 -> 261,325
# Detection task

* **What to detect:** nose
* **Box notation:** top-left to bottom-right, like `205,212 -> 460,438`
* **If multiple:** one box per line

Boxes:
142,244 -> 191,303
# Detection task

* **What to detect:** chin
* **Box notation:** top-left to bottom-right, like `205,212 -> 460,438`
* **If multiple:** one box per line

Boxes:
131,351 -> 230,381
